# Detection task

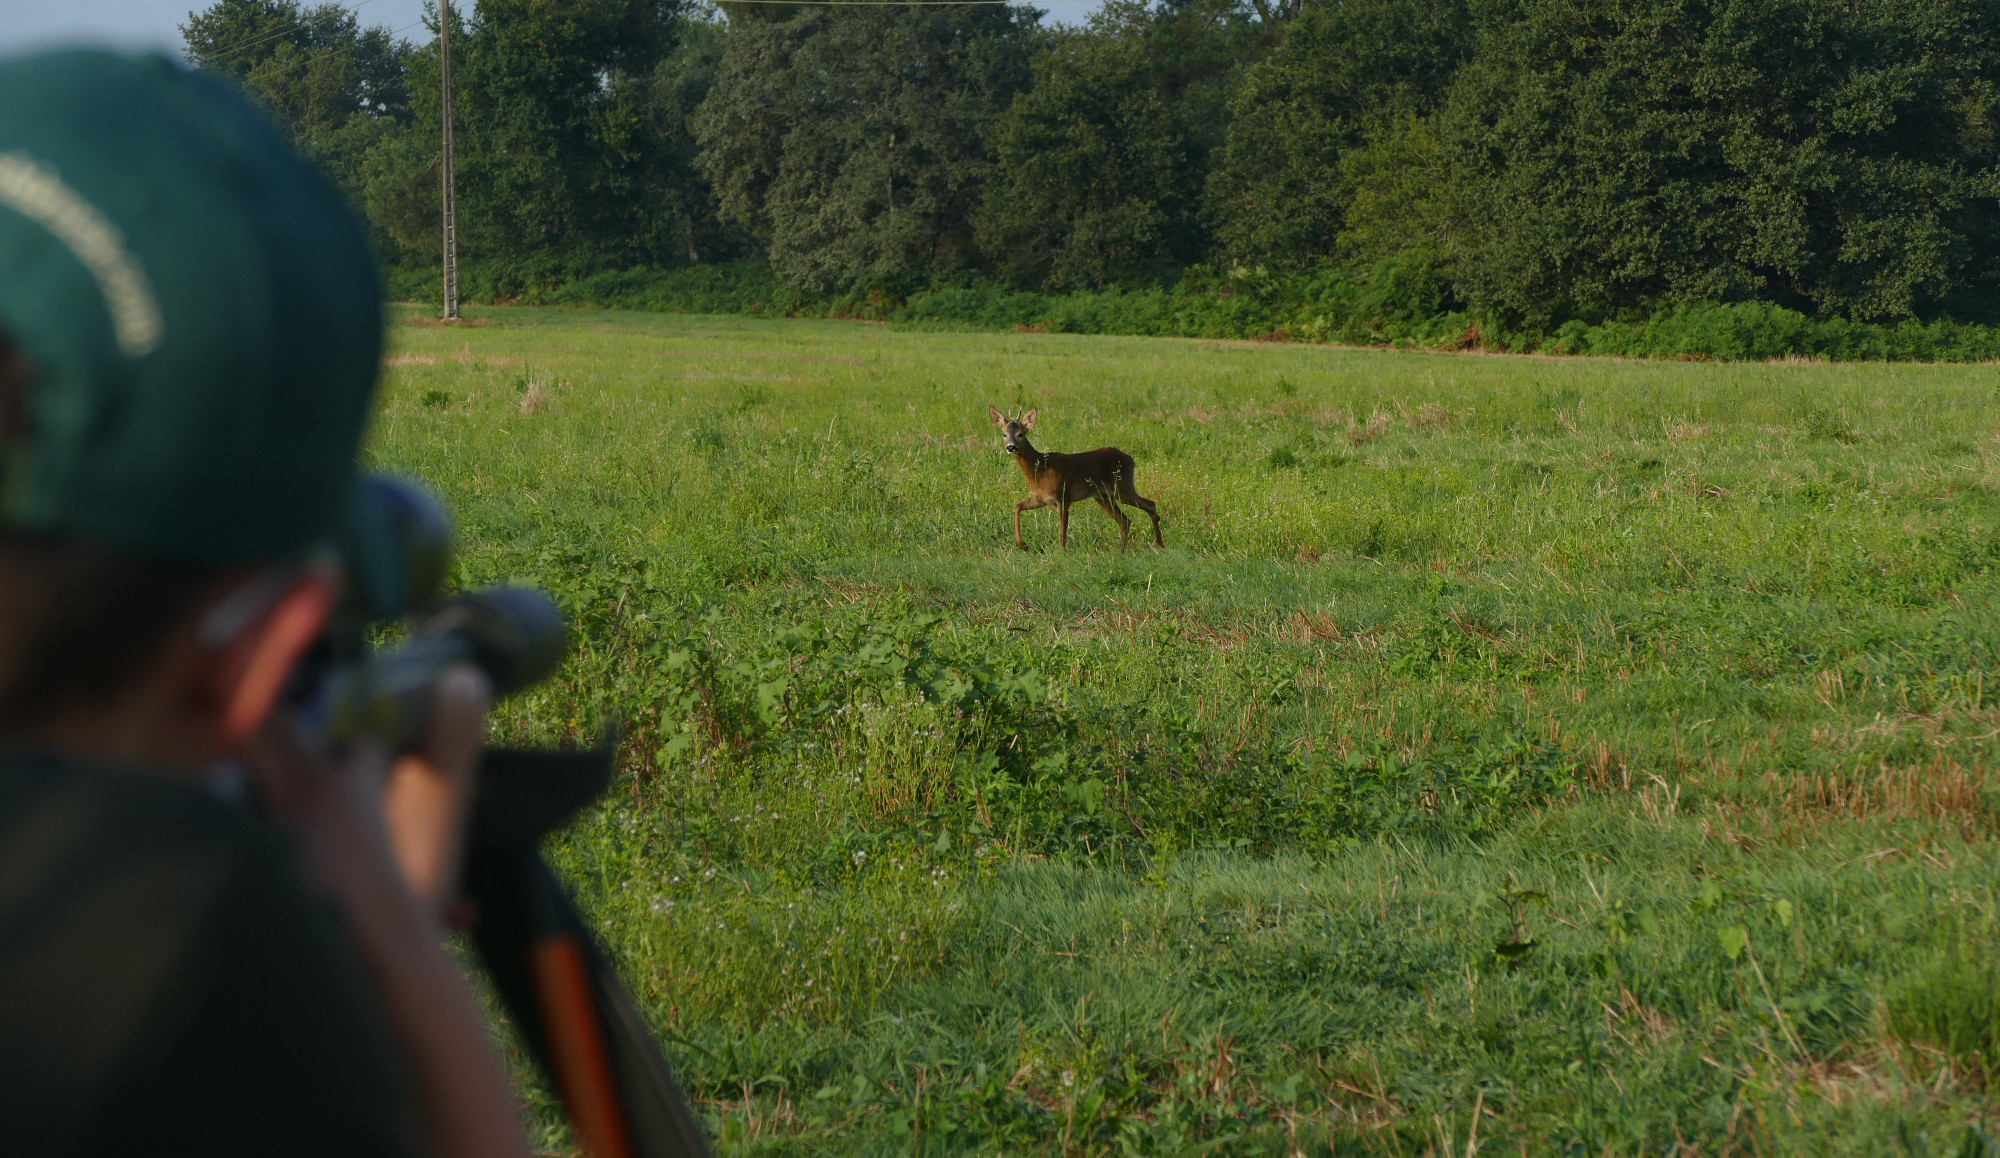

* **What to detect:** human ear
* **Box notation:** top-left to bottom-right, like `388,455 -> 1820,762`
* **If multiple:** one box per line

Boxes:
209,573 -> 335,746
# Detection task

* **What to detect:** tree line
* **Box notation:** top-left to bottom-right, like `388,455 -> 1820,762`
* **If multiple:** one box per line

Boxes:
186,0 -> 2000,330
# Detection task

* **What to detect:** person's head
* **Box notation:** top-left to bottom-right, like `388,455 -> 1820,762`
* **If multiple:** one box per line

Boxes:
0,51 -> 383,770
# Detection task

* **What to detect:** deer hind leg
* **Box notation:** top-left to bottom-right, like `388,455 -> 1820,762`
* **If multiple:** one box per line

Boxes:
1094,492 -> 1131,552
1117,476 -> 1164,548
1014,497 -> 1046,551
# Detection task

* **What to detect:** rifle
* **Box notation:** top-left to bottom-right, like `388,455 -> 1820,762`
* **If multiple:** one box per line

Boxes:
293,475 -> 711,1158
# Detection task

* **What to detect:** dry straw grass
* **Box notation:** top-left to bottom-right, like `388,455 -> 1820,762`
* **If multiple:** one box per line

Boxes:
1712,756 -> 2000,839
1348,410 -> 1392,446
518,374 -> 563,415
401,314 -> 491,328
1411,401 -> 1456,431
1283,611 -> 1346,644
1602,986 -> 1680,1050
1770,1045 -> 1969,1118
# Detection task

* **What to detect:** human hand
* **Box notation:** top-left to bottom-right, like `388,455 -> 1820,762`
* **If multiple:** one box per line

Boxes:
243,667 -> 529,1158
382,665 -> 492,923
242,664 -> 491,931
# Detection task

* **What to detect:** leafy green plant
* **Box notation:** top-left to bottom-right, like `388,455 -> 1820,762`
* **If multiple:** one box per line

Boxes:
1489,876 -> 1546,962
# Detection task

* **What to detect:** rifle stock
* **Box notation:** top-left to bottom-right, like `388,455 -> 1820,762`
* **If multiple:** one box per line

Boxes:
464,746 -> 711,1158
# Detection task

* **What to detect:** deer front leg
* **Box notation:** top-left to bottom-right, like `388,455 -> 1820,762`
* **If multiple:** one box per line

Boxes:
1058,495 -> 1071,549
1014,497 -> 1045,550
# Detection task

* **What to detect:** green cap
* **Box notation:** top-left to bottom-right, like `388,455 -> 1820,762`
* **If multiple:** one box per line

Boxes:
0,50 -> 381,563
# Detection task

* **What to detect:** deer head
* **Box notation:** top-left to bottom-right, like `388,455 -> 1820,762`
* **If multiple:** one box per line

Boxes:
987,405 -> 1037,455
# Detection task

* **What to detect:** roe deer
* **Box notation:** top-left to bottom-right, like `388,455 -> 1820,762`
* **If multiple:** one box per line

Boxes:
989,406 -> 1162,551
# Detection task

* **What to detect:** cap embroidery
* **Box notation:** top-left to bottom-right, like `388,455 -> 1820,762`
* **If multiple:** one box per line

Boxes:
0,151 -> 163,358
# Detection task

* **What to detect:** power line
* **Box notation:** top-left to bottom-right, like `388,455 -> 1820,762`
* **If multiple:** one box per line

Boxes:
189,0 -> 1085,67
232,18 -> 430,84
188,0 -> 388,68
207,0 -> 1088,88
720,0 -> 1095,4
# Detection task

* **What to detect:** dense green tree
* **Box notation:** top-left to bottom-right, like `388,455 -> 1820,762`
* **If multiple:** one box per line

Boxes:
183,0 -> 415,204
1115,0 -> 1275,170
187,0 -> 2000,321
184,0 -> 412,128
647,16 -> 745,265
975,29 -> 1190,288
452,0 -> 685,278
186,0 -> 724,281
350,13 -> 452,272
358,116 -> 441,264
1434,0 -> 2000,323
694,6 -> 1037,291
975,0 -> 1262,289
185,0 -> 425,269
1204,0 -> 1471,268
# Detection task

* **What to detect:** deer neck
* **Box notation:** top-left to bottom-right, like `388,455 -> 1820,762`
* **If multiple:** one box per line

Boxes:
1010,438 -> 1049,477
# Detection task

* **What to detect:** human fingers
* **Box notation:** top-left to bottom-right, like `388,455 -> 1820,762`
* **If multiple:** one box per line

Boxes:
243,714 -> 397,901
382,664 -> 491,919
420,663 -> 492,784
242,716 -> 386,832
238,713 -> 311,820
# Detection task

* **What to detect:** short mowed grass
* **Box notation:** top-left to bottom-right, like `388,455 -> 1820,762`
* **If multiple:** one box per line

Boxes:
374,305 -> 2000,1155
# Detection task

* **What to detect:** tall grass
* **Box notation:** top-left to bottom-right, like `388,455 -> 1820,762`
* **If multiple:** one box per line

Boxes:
375,307 -> 2000,1153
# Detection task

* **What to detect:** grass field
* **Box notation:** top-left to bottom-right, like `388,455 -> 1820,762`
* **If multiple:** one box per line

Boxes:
372,305 -> 2000,1155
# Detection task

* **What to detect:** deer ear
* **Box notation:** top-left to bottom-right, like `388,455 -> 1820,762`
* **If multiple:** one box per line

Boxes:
988,405 -> 1007,429
1022,408 -> 1037,429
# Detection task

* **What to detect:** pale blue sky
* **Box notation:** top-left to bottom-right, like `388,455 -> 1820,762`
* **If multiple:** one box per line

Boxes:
0,0 -> 1100,60
0,0 -> 433,56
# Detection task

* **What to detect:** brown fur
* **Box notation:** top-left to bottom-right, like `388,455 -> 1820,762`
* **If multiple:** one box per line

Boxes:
988,406 -> 1163,551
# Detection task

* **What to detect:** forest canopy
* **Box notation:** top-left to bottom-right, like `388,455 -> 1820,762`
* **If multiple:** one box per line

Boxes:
186,0 -> 2000,329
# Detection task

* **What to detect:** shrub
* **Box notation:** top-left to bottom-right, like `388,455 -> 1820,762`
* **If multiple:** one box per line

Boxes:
490,258 -> 2000,364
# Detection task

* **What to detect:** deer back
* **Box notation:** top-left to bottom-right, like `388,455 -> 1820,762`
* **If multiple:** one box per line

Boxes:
1043,447 -> 1133,497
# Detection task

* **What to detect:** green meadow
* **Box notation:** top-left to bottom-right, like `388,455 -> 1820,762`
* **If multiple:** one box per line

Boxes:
372,306 -> 2000,1155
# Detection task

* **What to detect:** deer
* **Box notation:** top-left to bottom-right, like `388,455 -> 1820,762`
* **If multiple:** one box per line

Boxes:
989,406 -> 1163,552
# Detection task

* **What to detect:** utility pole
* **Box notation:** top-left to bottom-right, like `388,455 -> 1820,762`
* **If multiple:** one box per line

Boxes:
439,0 -> 459,321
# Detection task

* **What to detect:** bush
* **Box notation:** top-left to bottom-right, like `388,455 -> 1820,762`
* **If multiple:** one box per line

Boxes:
530,262 -> 796,315
1563,301 -> 2000,363
477,257 -> 2000,364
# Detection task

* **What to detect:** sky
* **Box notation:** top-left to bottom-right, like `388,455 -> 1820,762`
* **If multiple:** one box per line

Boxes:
0,0 -> 1099,59
2,0 -> 439,57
